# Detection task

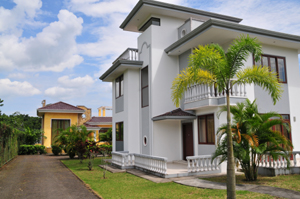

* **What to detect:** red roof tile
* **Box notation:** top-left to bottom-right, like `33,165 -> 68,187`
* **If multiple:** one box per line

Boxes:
86,117 -> 112,123
38,101 -> 84,111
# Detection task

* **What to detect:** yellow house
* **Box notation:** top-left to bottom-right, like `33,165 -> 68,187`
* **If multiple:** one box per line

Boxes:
37,101 -> 112,153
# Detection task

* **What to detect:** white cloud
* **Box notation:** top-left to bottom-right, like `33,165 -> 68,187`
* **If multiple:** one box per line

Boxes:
57,75 -> 95,88
208,0 -> 300,35
0,10 -> 84,72
0,0 -> 42,34
7,73 -> 27,79
45,75 -> 95,100
0,78 -> 41,97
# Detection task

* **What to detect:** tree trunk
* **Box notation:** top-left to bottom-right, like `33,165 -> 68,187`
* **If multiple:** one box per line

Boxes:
226,90 -> 236,199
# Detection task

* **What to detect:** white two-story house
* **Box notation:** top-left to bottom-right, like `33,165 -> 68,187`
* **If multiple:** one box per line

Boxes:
100,0 -> 300,177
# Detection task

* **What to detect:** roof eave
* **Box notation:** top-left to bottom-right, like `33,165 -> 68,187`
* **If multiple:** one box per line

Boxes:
99,60 -> 143,82
37,109 -> 85,114
165,19 -> 300,54
120,0 -> 242,30
152,115 -> 196,121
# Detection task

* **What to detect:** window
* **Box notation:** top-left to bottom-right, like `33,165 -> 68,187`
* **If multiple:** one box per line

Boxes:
141,66 -> 149,107
116,122 -> 123,141
271,114 -> 292,142
99,128 -> 110,133
254,55 -> 287,83
198,114 -> 215,144
115,75 -> 123,98
139,17 -> 160,32
51,119 -> 70,144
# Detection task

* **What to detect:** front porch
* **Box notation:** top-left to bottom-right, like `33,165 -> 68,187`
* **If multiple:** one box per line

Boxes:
111,151 -> 300,178
111,152 -> 224,178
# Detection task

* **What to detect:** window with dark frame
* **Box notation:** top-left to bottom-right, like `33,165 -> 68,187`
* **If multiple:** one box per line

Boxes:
115,75 -> 123,98
116,122 -> 123,141
141,66 -> 149,107
254,54 -> 287,83
198,114 -> 215,144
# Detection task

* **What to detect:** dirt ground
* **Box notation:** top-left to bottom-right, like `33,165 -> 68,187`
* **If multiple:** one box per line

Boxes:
0,155 -> 99,199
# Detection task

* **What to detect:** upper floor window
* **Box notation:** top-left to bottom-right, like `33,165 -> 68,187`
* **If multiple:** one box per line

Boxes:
139,17 -> 160,32
115,75 -> 123,98
254,55 -> 287,83
141,66 -> 149,107
198,114 -> 215,144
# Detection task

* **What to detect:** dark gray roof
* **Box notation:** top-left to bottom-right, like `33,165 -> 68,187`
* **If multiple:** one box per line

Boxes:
152,108 -> 196,121
165,18 -> 300,53
120,0 -> 242,30
99,60 -> 143,81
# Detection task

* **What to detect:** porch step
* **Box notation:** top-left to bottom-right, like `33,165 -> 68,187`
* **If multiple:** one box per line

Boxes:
172,160 -> 188,165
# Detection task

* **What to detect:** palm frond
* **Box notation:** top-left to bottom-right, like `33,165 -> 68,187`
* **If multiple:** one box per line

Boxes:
171,67 -> 215,107
235,66 -> 283,104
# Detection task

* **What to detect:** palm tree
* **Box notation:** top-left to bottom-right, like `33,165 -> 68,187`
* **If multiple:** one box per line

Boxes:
54,124 -> 93,158
213,99 -> 292,181
171,35 -> 283,198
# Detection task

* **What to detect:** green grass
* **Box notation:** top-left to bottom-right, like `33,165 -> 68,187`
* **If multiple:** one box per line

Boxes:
203,174 -> 300,192
61,157 -> 276,199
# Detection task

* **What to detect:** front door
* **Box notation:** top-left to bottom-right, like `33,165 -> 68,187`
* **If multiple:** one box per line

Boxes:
182,122 -> 194,160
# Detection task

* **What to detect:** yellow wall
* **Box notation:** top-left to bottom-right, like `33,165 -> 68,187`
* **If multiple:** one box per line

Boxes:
93,124 -> 112,142
43,113 -> 79,150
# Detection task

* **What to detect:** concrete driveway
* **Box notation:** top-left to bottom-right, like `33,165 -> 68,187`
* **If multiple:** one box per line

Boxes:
0,155 -> 99,199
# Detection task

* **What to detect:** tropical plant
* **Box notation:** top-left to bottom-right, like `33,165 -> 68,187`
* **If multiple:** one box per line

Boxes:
99,128 -> 112,145
51,145 -> 62,156
213,99 -> 292,181
54,124 -> 93,158
18,127 -> 44,145
171,34 -> 283,198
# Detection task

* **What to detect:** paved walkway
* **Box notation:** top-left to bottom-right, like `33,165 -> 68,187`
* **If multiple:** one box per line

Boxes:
0,155 -> 99,199
175,178 -> 300,199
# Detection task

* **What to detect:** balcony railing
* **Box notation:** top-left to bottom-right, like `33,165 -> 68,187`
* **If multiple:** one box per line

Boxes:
186,155 -> 221,173
112,152 -> 168,175
112,48 -> 138,64
185,81 -> 247,104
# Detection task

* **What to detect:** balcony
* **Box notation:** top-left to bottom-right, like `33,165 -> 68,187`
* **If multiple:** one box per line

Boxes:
184,81 -> 247,110
112,48 -> 139,64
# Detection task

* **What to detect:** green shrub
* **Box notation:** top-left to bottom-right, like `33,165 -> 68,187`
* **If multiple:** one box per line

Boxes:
35,145 -> 46,154
51,145 -> 61,156
18,145 -> 37,155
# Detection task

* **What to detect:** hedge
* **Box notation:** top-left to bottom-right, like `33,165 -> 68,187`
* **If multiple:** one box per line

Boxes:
18,145 -> 46,155
0,123 -> 18,167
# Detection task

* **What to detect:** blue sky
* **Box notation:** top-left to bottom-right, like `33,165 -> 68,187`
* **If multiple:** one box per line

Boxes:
0,0 -> 299,117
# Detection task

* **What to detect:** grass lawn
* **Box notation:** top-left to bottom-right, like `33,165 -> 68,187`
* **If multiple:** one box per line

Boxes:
203,173 -> 300,192
61,157 -> 275,199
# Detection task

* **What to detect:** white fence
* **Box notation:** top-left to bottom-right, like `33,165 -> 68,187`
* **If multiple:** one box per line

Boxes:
186,155 -> 221,173
259,151 -> 300,168
185,81 -> 246,103
112,152 -> 167,175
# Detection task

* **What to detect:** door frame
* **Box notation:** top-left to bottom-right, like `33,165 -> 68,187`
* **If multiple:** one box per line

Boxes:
182,122 -> 194,160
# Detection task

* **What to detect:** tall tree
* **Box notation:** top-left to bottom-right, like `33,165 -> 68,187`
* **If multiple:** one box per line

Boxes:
171,35 -> 282,198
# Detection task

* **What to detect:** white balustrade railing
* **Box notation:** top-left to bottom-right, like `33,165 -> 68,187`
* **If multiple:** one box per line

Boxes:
258,151 -> 300,168
184,80 -> 246,103
113,48 -> 138,64
134,153 -> 167,174
186,155 -> 221,173
112,152 -> 167,175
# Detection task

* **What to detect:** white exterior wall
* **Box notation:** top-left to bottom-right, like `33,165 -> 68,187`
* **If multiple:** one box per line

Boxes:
153,120 -> 181,161
112,69 -> 140,153
126,69 -> 141,153
150,16 -> 184,118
